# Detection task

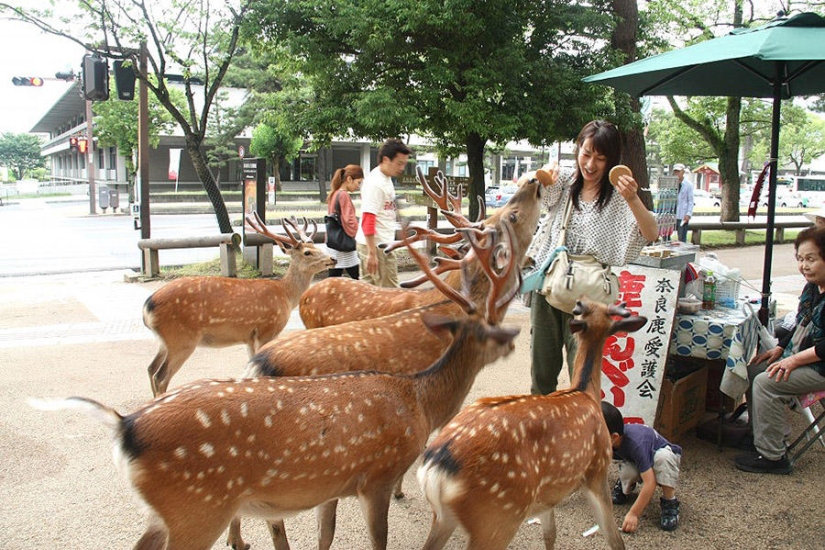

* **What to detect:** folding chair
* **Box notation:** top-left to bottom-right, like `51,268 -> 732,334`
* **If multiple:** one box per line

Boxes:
787,390 -> 825,466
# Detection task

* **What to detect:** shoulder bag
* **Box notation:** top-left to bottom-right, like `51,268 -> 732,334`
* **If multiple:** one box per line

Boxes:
541,195 -> 619,313
324,192 -> 356,252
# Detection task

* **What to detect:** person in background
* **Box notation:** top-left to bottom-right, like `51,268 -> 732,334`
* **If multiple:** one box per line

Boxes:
525,120 -> 658,395
736,227 -> 825,474
326,164 -> 364,279
355,138 -> 412,287
602,401 -> 683,533
674,163 -> 694,242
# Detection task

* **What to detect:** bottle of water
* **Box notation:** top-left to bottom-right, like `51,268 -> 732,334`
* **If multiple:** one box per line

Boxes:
702,270 -> 717,310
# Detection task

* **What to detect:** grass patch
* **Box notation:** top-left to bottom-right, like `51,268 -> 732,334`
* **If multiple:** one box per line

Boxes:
695,229 -> 803,248
159,251 -> 287,279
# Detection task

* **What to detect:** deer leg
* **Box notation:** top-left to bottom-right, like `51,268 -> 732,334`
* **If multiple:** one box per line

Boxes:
165,510 -> 236,550
583,480 -> 625,550
152,343 -> 197,396
536,508 -> 556,550
266,519 -> 290,550
133,514 -> 167,550
392,477 -> 404,499
147,348 -> 168,397
420,510 -> 458,550
358,490 -> 392,550
315,500 -> 337,550
225,516 -> 250,550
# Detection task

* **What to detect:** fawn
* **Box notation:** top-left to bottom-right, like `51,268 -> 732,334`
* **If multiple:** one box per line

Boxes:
417,300 -> 647,550
31,220 -> 520,550
143,214 -> 333,396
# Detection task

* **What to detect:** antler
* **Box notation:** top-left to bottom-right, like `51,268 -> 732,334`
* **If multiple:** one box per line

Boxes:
245,212 -> 301,249
283,216 -> 317,243
381,225 -> 465,254
460,219 -> 518,324
418,167 -> 487,229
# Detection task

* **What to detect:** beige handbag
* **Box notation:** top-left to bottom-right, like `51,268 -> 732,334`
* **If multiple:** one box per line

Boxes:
542,196 -> 619,313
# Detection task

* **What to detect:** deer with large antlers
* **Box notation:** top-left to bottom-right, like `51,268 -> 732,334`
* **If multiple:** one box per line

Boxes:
299,167 -> 545,329
142,214 -> 334,396
417,300 -> 647,550
225,221 -> 518,550
30,219 -> 520,550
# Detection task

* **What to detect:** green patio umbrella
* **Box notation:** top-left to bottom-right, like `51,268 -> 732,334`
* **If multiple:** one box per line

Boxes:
584,12 -> 825,325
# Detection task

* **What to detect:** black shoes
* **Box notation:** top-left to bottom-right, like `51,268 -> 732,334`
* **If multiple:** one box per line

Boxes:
611,479 -> 633,505
734,453 -> 792,475
660,497 -> 680,531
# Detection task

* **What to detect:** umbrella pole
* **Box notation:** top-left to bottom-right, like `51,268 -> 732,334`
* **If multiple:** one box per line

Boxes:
759,68 -> 783,327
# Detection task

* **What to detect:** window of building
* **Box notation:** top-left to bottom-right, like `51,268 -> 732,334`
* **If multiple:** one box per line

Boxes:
108,147 -> 117,173
299,154 -> 317,181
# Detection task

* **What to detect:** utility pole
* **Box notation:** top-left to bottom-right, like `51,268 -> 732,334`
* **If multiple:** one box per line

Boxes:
86,98 -> 96,214
138,42 -> 150,240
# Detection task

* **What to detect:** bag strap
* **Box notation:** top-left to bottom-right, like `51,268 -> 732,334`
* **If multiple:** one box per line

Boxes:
333,190 -> 344,216
556,194 -> 574,248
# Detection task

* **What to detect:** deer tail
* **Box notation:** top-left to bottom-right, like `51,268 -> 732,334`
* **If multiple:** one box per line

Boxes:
28,396 -> 123,431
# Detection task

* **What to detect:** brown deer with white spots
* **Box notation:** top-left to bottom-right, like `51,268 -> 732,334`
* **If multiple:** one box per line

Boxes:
227,223 -> 514,549
416,300 -> 647,550
143,214 -> 334,396
30,220 -> 520,550
298,167 -> 545,329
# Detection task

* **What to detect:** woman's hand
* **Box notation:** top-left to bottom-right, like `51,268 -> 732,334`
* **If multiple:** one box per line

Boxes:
750,346 -> 783,367
766,355 -> 799,381
614,173 -> 640,201
536,162 -> 560,187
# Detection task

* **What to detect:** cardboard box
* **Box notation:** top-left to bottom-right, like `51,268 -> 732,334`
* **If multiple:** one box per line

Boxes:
654,365 -> 708,441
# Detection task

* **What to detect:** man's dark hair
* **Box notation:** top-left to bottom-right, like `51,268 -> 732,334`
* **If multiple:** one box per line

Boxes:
378,138 -> 412,162
601,401 -> 624,436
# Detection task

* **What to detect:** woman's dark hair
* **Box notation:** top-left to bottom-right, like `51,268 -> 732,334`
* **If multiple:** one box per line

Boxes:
326,164 -> 364,203
570,120 -> 622,211
794,226 -> 825,257
601,401 -> 625,436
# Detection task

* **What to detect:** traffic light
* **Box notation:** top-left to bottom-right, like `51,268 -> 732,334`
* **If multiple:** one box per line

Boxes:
82,54 -> 109,101
113,60 -> 136,100
69,136 -> 79,150
76,137 -> 89,154
11,77 -> 44,86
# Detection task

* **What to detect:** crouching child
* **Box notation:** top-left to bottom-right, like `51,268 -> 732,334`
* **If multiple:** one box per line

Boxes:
601,401 -> 683,532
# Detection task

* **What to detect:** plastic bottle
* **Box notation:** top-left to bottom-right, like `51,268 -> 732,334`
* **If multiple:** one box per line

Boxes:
702,270 -> 717,310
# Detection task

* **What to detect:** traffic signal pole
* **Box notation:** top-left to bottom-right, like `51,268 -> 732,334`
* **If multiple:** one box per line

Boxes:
86,98 -> 96,215
138,42 -> 150,240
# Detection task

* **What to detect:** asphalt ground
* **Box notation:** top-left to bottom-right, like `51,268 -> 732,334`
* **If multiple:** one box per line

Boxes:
2,243 -> 823,549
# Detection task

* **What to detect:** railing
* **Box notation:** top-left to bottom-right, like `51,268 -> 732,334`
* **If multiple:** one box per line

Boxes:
137,233 -> 242,277
688,219 -> 813,246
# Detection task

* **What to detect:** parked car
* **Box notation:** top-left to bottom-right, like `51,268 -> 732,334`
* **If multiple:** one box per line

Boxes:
692,189 -> 721,209
739,189 -> 809,209
485,185 -> 518,208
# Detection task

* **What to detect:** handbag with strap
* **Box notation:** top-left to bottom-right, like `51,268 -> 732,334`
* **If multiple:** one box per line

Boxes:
541,195 -> 619,313
324,192 -> 356,252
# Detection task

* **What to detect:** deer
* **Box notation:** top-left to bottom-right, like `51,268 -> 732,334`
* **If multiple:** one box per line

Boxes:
222,221 -> 518,550
298,167 -> 545,329
142,214 -> 334,396
30,218 -> 520,550
416,300 -> 647,550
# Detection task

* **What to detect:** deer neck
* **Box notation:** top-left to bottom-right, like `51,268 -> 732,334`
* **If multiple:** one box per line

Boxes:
569,337 -> 606,401
280,262 -> 314,309
412,325 -> 488,430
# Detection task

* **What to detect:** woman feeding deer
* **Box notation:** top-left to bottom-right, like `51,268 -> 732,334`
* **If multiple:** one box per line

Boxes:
524,119 -> 659,395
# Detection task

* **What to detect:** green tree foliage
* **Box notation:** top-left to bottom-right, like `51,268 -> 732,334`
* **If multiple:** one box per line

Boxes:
249,124 -> 303,192
0,0 -> 253,234
244,0 -> 613,219
0,132 -> 44,180
92,75 -> 182,199
749,104 -> 825,175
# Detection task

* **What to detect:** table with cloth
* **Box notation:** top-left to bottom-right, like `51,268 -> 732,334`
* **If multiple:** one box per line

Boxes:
670,302 -> 763,401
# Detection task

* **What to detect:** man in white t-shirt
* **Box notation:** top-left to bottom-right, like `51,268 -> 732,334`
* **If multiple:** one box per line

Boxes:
355,138 -> 412,287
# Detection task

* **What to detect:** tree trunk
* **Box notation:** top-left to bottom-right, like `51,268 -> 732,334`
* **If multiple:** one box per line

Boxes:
611,0 -> 652,210
466,131 -> 486,222
720,97 -> 742,222
185,136 -> 233,233
273,154 -> 283,192
316,147 -> 327,203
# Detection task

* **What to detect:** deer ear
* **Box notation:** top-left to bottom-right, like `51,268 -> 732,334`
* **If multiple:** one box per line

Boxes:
421,313 -> 461,337
487,325 -> 520,345
610,316 -> 647,335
